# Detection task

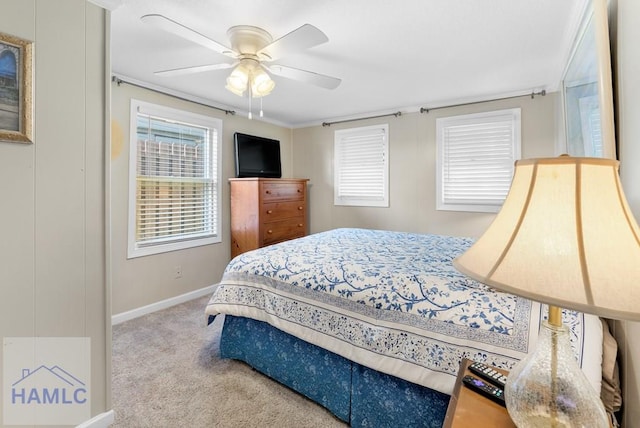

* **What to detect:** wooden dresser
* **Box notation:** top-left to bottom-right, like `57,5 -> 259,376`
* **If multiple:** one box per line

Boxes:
229,178 -> 309,258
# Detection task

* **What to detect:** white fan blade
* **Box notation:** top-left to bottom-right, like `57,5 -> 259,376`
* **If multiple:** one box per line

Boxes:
257,24 -> 328,61
267,64 -> 341,90
141,14 -> 237,58
154,62 -> 236,77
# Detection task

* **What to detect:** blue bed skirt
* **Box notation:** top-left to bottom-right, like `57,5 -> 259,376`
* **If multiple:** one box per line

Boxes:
219,315 -> 450,427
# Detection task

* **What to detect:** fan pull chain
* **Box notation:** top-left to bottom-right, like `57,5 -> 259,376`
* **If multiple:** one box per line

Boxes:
248,81 -> 253,120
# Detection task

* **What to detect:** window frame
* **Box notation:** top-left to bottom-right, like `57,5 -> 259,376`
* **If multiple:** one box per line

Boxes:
334,124 -> 389,207
436,108 -> 521,213
127,99 -> 222,258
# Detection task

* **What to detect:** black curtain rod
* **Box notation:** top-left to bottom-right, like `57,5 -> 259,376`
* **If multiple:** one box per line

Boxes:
321,89 -> 544,126
111,76 -> 236,116
322,111 -> 402,127
419,90 -> 546,113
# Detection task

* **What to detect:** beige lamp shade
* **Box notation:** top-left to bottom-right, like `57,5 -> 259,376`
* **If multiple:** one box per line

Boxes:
453,156 -> 640,321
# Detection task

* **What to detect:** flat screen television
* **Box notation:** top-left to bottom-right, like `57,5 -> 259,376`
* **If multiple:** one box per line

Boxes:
234,132 -> 282,178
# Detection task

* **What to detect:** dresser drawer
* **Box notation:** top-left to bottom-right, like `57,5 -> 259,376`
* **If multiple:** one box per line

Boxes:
261,181 -> 305,202
262,218 -> 305,245
262,201 -> 305,220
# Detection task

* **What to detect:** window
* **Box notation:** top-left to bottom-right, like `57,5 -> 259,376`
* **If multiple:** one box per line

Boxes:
578,95 -> 603,157
436,108 -> 521,213
128,100 -> 222,258
334,124 -> 389,207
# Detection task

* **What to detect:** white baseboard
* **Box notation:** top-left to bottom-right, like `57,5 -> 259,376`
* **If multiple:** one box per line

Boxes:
112,284 -> 217,325
76,410 -> 115,428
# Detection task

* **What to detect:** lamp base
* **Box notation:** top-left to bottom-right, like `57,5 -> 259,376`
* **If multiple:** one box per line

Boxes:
519,413 -> 571,428
505,320 -> 608,428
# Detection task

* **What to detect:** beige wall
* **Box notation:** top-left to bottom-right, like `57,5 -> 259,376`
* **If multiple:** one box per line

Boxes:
292,93 -> 558,238
611,0 -> 640,426
110,82 -> 293,314
0,0 -> 109,424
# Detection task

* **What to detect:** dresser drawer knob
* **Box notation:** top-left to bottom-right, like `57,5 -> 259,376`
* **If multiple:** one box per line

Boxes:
297,189 -> 301,193
265,190 -> 271,194
267,230 -> 273,234
298,206 -> 303,210
298,223 -> 303,227
267,210 -> 273,214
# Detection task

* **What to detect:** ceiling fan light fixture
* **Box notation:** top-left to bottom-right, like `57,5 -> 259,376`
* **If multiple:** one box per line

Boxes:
225,60 -> 275,98
251,68 -> 275,97
225,82 -> 245,97
225,64 -> 250,96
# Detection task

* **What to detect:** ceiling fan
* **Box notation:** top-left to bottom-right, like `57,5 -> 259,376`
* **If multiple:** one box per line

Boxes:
140,14 -> 342,100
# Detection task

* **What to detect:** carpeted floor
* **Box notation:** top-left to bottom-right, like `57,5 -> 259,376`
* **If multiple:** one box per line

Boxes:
111,295 -> 348,427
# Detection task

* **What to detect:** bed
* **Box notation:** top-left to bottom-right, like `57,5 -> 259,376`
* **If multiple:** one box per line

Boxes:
205,228 -> 604,426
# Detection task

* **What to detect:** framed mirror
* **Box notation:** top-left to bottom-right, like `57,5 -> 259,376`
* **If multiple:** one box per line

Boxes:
562,0 -> 616,159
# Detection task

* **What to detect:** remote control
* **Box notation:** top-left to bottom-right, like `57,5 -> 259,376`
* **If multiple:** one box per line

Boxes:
462,375 -> 506,406
468,361 -> 508,388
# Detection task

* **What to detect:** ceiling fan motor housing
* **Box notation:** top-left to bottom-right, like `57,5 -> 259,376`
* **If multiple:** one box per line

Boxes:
227,25 -> 273,60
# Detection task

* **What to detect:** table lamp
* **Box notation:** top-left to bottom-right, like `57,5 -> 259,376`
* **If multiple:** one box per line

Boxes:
453,156 -> 640,427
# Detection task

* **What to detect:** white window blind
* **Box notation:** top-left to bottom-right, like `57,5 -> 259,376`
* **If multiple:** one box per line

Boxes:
128,100 -> 222,258
436,108 -> 521,213
578,95 -> 603,157
334,124 -> 389,207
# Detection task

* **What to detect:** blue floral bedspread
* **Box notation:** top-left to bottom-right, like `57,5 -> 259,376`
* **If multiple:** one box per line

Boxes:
205,228 -> 602,395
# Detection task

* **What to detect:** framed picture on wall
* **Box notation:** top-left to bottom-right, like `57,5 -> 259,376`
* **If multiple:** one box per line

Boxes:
0,31 -> 33,144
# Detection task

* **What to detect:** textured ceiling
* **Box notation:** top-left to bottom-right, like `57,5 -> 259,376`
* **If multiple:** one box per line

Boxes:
110,0 -> 588,127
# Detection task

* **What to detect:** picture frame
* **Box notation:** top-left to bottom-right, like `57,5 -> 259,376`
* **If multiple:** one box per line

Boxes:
562,0 -> 615,159
0,31 -> 33,144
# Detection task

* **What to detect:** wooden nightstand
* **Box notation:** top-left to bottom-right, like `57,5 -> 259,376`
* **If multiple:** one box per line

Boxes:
443,358 -> 516,428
